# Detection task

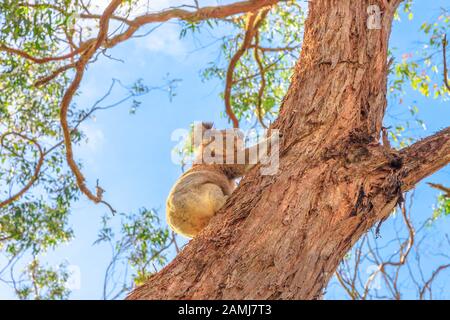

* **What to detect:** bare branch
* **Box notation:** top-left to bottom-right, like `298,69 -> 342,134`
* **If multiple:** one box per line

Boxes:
388,0 -> 406,12
34,63 -> 77,87
419,264 -> 450,299
362,203 -> 415,298
335,270 -> 358,299
224,13 -> 258,128
443,34 -> 450,91
0,42 -> 93,64
400,127 -> 450,191
427,183 -> 450,197
125,0 -> 278,26
80,0 -> 279,27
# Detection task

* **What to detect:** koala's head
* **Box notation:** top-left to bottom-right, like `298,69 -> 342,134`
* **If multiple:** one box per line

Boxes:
192,122 -> 244,164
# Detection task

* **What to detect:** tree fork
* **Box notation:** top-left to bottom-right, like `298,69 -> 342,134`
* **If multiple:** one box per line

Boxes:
128,0 -> 449,300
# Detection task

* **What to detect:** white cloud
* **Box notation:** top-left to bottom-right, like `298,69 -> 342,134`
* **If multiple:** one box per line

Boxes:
78,123 -> 105,153
137,23 -> 187,58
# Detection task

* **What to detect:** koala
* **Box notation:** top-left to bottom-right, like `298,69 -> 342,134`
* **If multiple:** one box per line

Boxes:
166,122 -> 275,238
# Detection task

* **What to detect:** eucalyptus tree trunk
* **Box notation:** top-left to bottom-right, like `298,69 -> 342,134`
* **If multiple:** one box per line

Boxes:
128,0 -> 450,299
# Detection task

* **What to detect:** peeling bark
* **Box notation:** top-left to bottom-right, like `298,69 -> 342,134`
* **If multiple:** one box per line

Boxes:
128,0 -> 449,300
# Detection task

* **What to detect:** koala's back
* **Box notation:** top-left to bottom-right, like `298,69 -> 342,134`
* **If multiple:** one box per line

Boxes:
166,169 -> 235,238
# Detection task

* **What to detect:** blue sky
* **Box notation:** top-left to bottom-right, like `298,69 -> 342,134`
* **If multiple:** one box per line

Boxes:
1,0 -> 450,299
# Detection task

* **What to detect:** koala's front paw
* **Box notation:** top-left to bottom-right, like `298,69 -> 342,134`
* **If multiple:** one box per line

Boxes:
267,128 -> 283,139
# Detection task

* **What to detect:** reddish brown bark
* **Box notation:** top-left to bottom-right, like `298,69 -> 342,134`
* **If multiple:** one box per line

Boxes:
128,0 -> 450,300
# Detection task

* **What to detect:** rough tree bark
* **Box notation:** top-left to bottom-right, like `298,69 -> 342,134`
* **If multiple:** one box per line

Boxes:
128,0 -> 450,299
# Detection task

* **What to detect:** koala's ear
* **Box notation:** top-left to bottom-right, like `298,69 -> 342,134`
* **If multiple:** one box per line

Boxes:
191,122 -> 213,147
202,122 -> 214,130
235,128 -> 245,139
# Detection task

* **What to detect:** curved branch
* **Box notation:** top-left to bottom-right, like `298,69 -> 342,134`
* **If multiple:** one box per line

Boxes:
125,0 -> 278,26
224,13 -> 258,128
224,8 -> 270,128
34,63 -> 77,87
419,264 -> 450,299
387,0 -> 406,12
0,133 -> 44,208
400,126 -> 450,191
59,0 -> 123,205
362,203 -> 415,299
83,0 -> 279,30
0,42 -> 93,64
1,0 -> 280,66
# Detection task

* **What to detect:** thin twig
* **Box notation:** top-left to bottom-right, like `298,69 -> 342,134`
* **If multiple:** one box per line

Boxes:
443,34 -> 450,91
0,132 -> 44,208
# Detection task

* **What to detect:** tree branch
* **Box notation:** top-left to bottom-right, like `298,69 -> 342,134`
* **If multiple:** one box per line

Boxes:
427,183 -> 450,197
81,0 -> 279,28
59,0 -> 123,205
253,30 -> 268,129
419,263 -> 450,299
400,127 -> 450,191
443,34 -> 450,91
388,0 -> 405,12
34,63 -> 77,87
0,42 -> 92,64
0,133 -> 44,208
224,7 -> 271,128
1,1 -> 280,67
